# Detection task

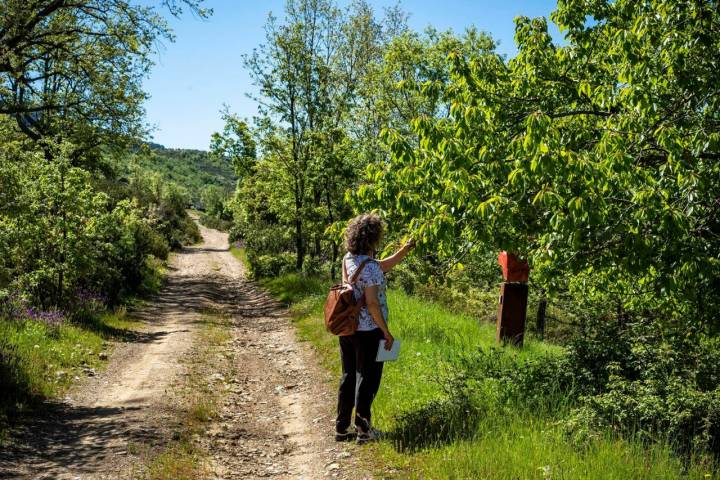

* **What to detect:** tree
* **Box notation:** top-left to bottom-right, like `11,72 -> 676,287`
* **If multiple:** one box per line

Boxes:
365,0 -> 720,328
351,27 -> 499,270
210,109 -> 257,180
237,0 -> 397,273
242,0 -> 336,270
0,0 -> 209,156
0,0 -> 208,307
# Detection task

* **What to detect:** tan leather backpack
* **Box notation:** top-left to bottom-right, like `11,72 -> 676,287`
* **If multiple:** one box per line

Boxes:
323,258 -> 372,336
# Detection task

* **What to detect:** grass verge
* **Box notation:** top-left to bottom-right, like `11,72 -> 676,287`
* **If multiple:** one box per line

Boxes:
230,246 -> 251,272
256,272 -> 715,479
0,308 -> 141,425
0,252 -> 167,429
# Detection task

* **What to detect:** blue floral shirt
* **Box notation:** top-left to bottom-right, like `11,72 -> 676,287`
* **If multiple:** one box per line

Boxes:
344,253 -> 387,331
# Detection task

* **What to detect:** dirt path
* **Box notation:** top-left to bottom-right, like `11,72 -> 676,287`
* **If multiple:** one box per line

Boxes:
0,223 -> 367,479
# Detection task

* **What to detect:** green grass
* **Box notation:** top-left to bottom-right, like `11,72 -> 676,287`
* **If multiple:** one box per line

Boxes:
374,423 -> 714,479
257,272 -> 716,479
0,308 -> 139,417
139,255 -> 167,295
137,440 -> 208,480
230,245 -> 251,272
259,272 -> 328,304
183,315 -> 231,427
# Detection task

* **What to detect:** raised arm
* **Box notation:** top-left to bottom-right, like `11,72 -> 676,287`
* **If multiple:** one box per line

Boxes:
378,239 -> 416,273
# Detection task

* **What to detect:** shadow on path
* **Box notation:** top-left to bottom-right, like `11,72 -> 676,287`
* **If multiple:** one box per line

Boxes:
0,403 -> 164,479
128,274 -> 283,321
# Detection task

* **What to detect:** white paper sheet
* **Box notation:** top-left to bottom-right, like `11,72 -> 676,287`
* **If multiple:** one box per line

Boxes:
376,339 -> 401,362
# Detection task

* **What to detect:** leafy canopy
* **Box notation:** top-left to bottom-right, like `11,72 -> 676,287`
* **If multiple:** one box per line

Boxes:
362,0 -> 720,325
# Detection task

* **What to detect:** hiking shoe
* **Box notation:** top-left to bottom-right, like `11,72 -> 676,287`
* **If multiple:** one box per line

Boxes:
356,426 -> 383,445
335,429 -> 357,442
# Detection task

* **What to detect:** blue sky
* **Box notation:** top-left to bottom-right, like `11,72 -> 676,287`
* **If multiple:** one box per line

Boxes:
143,0 -> 561,150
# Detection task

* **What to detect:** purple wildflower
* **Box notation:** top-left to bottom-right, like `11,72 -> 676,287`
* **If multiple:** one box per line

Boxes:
24,307 -> 65,328
75,287 -> 108,305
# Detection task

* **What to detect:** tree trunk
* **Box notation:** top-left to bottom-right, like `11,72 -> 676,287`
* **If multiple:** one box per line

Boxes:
57,163 -> 66,307
325,182 -> 337,279
331,241 -> 339,280
294,192 -> 304,272
313,235 -> 321,259
616,302 -> 626,329
536,297 -> 547,340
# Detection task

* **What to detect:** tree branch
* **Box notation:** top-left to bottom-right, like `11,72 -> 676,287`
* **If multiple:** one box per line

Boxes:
548,109 -> 616,119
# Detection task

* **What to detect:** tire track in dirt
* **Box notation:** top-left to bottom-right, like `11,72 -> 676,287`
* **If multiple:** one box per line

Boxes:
189,225 -> 369,479
0,221 -> 368,479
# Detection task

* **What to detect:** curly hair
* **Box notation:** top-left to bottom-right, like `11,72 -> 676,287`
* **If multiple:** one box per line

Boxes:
345,213 -> 385,255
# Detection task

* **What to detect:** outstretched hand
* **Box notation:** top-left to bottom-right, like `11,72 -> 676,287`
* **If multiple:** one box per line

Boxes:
377,237 -> 416,274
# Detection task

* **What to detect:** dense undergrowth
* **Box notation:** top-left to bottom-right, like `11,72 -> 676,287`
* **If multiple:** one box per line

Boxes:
257,272 -> 718,479
0,0 -> 212,445
0,139 -> 201,424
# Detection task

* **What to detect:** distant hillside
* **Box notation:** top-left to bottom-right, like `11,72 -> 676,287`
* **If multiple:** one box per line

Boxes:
124,144 -> 237,207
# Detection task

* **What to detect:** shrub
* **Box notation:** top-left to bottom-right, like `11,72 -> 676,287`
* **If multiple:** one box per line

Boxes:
302,256 -> 325,277
443,348 -> 580,414
562,321 -> 720,458
430,316 -> 720,460
238,222 -> 294,257
563,318 -> 639,392
0,145 -> 200,309
386,260 -> 419,294
198,213 -> 232,232
139,255 -> 165,295
136,221 -> 171,260
247,252 -> 296,278
568,374 -> 720,457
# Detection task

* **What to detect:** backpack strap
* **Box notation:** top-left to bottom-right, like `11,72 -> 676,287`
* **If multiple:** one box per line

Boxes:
350,258 -> 373,311
343,257 -> 374,311
347,258 -> 373,285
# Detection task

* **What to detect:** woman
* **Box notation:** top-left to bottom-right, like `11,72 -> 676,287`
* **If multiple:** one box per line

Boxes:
335,213 -> 415,444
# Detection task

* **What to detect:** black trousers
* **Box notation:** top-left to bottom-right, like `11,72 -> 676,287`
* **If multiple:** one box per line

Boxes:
336,328 -> 385,433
